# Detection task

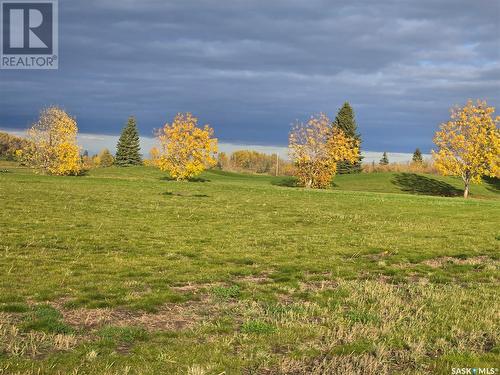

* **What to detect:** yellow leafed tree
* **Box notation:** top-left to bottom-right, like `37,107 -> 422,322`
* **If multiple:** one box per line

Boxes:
93,148 -> 114,168
432,100 -> 500,198
19,106 -> 82,175
217,151 -> 229,170
144,146 -> 161,167
155,113 -> 218,180
289,113 -> 359,188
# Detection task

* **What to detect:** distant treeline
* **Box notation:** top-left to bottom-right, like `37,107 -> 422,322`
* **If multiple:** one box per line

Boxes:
214,149 -> 437,176
216,150 -> 293,175
1,130 -> 437,176
0,132 -> 29,161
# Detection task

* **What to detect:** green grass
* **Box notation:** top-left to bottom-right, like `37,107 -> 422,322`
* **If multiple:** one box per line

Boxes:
331,172 -> 499,198
211,285 -> 241,300
22,305 -> 74,334
0,161 -> 499,374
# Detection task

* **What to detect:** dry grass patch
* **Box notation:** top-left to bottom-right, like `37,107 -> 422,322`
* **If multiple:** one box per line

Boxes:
0,313 -> 79,358
265,353 -> 391,375
421,256 -> 497,268
298,280 -> 339,292
237,273 -> 273,284
51,300 -> 208,332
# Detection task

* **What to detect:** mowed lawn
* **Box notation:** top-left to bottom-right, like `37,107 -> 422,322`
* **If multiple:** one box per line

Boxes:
0,162 -> 499,374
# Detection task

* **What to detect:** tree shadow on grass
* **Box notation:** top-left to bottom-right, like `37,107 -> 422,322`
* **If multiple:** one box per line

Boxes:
271,176 -> 298,187
271,176 -> 339,188
162,191 -> 209,198
159,176 -> 210,183
483,176 -> 500,193
392,173 -> 463,197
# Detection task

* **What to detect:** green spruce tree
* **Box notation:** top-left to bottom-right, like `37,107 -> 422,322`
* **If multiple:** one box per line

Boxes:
333,102 -> 363,174
379,152 -> 389,166
115,116 -> 142,166
412,148 -> 423,164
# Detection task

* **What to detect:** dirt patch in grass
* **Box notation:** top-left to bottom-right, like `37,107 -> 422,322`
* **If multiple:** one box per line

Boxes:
298,279 -> 339,292
366,251 -> 396,260
170,282 -> 217,294
237,273 -> 273,284
406,274 -> 430,284
170,284 -> 203,293
169,273 -> 272,293
51,299 -> 210,332
421,256 -> 495,268
44,276 -> 271,333
114,342 -> 134,355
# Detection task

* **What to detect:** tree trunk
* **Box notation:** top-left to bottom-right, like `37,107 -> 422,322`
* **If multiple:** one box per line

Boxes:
463,181 -> 469,199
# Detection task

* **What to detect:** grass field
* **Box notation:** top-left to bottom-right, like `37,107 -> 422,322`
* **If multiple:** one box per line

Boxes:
0,161 -> 499,374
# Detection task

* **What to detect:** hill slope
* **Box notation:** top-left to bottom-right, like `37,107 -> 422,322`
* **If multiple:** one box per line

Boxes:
331,172 -> 499,199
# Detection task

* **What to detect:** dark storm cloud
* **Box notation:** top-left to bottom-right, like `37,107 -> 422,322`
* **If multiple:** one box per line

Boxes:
0,0 -> 498,152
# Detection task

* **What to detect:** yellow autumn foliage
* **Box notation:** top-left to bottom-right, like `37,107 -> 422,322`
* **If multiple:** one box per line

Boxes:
91,148 -> 114,168
289,113 -> 359,188
144,146 -> 160,167
155,113 -> 218,180
20,106 -> 82,175
432,99 -> 500,198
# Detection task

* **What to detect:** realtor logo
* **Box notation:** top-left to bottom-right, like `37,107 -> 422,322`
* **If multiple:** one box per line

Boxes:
1,0 -> 58,69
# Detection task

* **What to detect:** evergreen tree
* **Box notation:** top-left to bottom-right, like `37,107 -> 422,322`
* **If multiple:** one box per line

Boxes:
81,150 -> 89,163
412,148 -> 423,164
115,116 -> 142,166
380,152 -> 389,165
333,102 -> 363,174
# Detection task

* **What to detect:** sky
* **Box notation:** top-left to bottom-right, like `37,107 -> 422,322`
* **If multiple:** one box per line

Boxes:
0,0 -> 499,154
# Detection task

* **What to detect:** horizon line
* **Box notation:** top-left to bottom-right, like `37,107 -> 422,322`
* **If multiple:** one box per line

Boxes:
0,127 -> 431,163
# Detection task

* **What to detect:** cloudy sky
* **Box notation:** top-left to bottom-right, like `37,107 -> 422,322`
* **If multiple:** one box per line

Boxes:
0,0 -> 499,154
